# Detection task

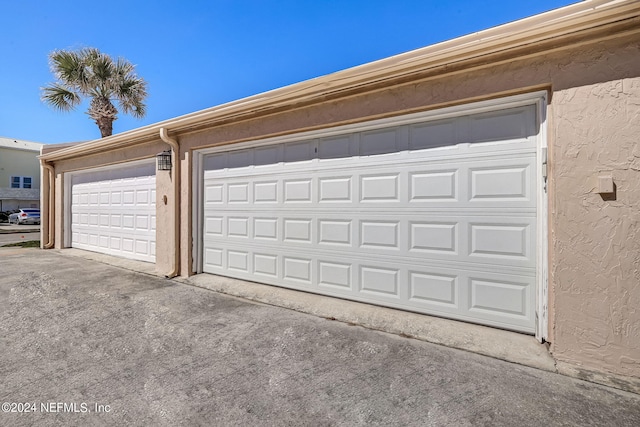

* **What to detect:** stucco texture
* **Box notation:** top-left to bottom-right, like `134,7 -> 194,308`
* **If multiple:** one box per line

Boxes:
550,77 -> 640,378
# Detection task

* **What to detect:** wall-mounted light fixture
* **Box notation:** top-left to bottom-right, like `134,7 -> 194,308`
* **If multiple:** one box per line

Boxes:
156,150 -> 172,171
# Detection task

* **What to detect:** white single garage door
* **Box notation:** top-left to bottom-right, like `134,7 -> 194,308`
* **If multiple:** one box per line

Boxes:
70,162 -> 156,263
202,104 -> 540,333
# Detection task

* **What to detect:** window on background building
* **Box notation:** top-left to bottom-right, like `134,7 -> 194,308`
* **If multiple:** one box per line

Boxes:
10,176 -> 32,189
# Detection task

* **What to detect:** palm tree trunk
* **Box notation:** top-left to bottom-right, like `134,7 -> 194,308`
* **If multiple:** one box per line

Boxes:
89,97 -> 118,138
96,116 -> 114,137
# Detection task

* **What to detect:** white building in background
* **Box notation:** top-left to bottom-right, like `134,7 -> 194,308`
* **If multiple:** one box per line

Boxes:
0,137 -> 44,211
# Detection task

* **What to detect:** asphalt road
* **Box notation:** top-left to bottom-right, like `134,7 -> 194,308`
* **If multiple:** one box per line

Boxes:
1,248 -> 639,426
0,232 -> 40,245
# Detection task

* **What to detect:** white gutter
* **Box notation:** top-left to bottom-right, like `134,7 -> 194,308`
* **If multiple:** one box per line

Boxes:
159,128 -> 180,278
40,0 -> 640,162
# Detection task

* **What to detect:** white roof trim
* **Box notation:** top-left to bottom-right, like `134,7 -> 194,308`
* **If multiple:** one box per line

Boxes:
0,137 -> 44,152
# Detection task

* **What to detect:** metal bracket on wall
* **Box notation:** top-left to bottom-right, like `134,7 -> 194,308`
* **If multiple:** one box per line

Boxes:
541,147 -> 548,192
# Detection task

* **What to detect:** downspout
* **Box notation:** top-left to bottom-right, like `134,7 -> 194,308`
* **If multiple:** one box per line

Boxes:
40,160 -> 55,249
159,128 -> 180,278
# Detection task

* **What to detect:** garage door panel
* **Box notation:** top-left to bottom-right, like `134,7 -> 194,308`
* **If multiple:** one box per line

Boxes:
206,158 -> 535,210
319,135 -> 352,159
204,212 -> 535,269
360,174 -> 400,202
284,141 -> 315,163
467,273 -> 534,322
468,107 -> 536,143
228,217 -> 250,238
360,127 -> 404,156
409,119 -> 457,150
205,184 -> 224,203
410,221 -> 458,254
206,142 -> 536,182
205,238 -> 536,279
201,243 -> 535,331
318,176 -> 352,202
284,179 -> 313,203
254,181 -> 278,203
409,271 -> 458,307
204,247 -> 224,269
318,261 -> 352,289
283,256 -> 313,284
123,190 -> 135,205
110,236 -> 121,250
254,145 -> 281,167
228,250 -> 249,273
283,219 -> 312,243
228,182 -> 250,203
359,264 -> 400,297
71,166 -> 156,263
205,216 -> 224,236
254,217 -> 278,240
410,170 -> 458,201
228,150 -> 253,169
318,219 -> 352,246
469,165 -> 532,202
122,238 -> 134,253
254,253 -> 278,278
360,221 -> 400,250
469,223 -> 531,260
202,106 -> 539,332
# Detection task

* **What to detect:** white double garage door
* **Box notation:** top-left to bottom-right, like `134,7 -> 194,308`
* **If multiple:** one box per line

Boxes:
200,100 -> 543,333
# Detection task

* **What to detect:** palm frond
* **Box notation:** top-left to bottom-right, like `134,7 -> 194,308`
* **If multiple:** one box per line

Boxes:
114,57 -> 135,78
115,74 -> 148,118
89,53 -> 114,93
41,84 -> 82,112
49,50 -> 87,91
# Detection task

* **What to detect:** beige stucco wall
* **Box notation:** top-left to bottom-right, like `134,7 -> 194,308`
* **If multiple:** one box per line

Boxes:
155,168 -> 174,274
44,30 -> 640,381
550,78 -> 640,379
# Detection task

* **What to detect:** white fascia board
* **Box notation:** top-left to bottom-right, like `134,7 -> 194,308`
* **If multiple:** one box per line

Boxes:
0,137 -> 44,152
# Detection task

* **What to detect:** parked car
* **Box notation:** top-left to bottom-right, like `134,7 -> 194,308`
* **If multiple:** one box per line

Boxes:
8,209 -> 41,225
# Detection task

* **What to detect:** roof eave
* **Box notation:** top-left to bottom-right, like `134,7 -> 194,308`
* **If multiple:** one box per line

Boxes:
40,0 -> 640,162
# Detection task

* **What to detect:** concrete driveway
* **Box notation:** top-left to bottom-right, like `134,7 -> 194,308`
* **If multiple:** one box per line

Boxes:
1,248 -> 639,426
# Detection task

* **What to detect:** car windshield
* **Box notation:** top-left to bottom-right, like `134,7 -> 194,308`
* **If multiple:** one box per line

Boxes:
22,209 -> 40,213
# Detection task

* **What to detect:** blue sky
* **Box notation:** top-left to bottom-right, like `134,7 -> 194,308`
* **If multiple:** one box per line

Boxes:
1,0 -> 578,144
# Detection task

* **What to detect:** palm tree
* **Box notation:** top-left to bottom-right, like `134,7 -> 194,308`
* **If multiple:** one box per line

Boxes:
42,47 -> 148,138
